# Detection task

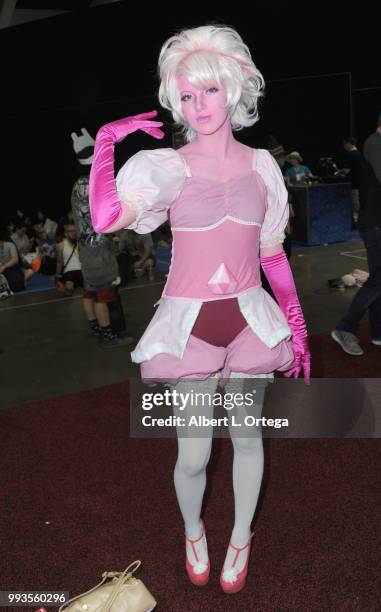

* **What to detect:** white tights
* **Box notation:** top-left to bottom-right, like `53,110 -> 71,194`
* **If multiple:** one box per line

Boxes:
171,374 -> 268,575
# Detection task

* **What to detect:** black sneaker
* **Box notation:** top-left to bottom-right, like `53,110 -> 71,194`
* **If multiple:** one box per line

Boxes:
99,335 -> 134,349
89,323 -> 101,337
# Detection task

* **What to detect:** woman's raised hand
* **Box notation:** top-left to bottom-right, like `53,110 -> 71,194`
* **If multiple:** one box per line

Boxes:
98,110 -> 165,143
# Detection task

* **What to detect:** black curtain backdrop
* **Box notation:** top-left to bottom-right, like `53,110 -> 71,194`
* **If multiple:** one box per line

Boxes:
1,4 -> 380,222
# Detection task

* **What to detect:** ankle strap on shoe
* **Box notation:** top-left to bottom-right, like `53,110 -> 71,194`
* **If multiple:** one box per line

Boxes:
227,532 -> 254,569
185,521 -> 205,544
228,531 -> 255,551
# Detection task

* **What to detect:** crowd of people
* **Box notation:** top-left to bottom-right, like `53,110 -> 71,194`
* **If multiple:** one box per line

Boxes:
0,205 -> 165,347
0,209 -> 163,295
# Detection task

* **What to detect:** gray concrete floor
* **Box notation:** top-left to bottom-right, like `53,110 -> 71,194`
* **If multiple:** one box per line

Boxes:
0,239 -> 370,409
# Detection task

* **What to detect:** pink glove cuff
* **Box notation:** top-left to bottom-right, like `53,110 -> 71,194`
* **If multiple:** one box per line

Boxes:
261,251 -> 310,381
89,112 -> 164,234
89,128 -> 136,233
260,251 -> 304,323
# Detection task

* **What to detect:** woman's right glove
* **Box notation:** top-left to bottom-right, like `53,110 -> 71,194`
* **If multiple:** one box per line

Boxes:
89,110 -> 164,233
260,250 -> 311,383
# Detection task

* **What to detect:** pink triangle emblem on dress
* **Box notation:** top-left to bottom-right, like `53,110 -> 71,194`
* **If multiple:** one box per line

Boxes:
207,263 -> 238,294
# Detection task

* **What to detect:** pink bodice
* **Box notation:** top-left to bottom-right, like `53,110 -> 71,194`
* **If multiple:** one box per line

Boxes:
114,147 -> 292,363
162,170 -> 268,299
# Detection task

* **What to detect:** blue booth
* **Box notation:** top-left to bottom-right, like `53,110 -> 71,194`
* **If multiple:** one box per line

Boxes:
290,183 -> 352,245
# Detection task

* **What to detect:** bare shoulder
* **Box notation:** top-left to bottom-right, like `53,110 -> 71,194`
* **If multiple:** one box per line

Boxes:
177,141 -> 194,152
239,142 -> 256,154
238,143 -> 258,165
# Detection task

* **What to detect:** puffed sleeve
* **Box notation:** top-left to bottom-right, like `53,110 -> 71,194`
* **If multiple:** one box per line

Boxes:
256,149 -> 289,247
115,148 -> 187,234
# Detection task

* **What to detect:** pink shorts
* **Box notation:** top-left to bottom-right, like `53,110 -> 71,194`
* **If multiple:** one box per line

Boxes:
140,321 -> 295,384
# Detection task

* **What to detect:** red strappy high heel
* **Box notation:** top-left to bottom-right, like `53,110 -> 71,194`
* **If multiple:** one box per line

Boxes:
184,519 -> 210,586
220,531 -> 255,594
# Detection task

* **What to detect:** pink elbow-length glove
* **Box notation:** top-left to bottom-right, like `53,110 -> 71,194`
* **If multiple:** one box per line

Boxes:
261,251 -> 311,383
89,110 -> 164,233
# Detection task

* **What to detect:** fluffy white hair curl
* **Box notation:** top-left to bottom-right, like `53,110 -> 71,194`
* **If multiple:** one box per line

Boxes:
158,25 -> 265,142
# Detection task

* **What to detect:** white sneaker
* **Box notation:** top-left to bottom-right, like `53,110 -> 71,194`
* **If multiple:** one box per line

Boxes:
371,338 -> 381,347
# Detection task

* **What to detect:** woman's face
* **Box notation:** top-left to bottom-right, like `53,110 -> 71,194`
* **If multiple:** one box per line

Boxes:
177,75 -> 229,136
65,225 -> 77,242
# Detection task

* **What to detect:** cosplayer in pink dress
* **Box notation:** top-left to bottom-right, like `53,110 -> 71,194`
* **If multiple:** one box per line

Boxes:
89,25 -> 310,595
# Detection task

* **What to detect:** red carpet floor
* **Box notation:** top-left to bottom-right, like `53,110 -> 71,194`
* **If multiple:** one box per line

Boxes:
1,326 -> 380,611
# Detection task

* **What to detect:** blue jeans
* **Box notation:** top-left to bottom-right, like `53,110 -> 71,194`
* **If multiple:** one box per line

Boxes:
337,227 -> 381,339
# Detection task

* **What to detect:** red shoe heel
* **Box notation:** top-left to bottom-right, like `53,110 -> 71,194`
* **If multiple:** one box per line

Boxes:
185,519 -> 210,586
220,532 -> 254,594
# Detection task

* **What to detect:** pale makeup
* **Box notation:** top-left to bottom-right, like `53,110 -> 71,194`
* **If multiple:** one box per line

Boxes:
177,74 -> 230,136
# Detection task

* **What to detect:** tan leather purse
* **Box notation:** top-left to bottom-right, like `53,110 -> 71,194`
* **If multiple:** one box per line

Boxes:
58,561 -> 157,612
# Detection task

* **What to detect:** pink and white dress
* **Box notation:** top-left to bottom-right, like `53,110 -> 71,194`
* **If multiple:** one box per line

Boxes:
116,147 -> 295,381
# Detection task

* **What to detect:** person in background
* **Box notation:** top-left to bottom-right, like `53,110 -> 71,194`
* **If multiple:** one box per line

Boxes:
55,212 -> 74,242
10,221 -> 36,279
0,229 -> 26,292
267,135 -> 293,258
363,111 -> 381,183
285,151 -> 314,185
10,209 -> 26,226
11,222 -> 33,255
151,222 -> 172,249
336,137 -> 365,224
55,223 -> 83,296
71,127 -> 134,348
36,209 -> 58,240
8,209 -> 32,234
33,222 -> 57,275
331,112 -> 381,355
118,229 -> 156,280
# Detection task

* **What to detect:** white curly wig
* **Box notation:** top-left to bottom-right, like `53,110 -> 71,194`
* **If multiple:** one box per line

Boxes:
158,24 -> 265,142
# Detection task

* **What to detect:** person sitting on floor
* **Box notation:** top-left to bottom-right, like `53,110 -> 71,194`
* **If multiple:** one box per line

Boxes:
35,209 -> 58,240
118,229 -> 156,280
55,223 -> 83,296
11,221 -> 36,279
8,208 -> 32,235
32,220 -> 58,275
0,229 -> 30,293
11,221 -> 33,256
56,212 -> 74,242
